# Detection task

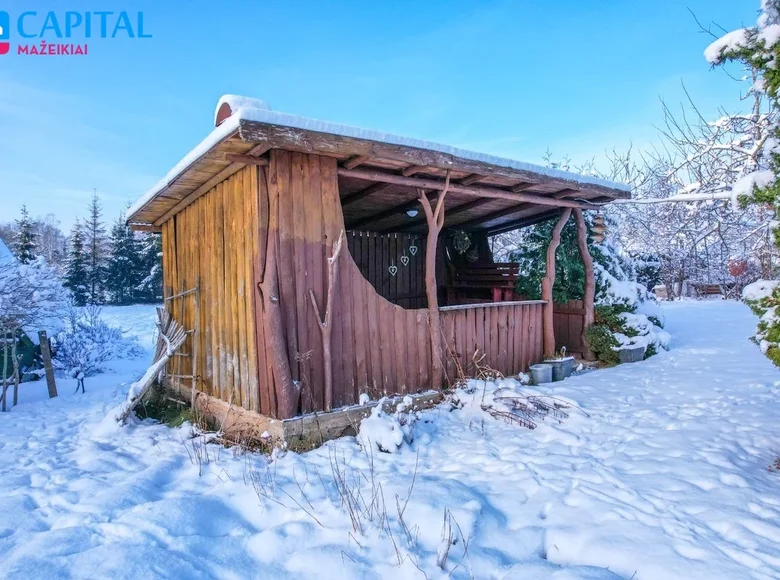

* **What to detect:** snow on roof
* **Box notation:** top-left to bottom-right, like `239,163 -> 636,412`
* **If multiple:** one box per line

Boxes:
128,97 -> 631,223
214,94 -> 270,126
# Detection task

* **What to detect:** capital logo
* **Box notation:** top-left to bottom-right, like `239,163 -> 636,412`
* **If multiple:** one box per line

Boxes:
0,11 -> 9,55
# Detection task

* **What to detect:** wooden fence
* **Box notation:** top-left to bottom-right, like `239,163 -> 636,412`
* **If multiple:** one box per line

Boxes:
553,299 -> 586,356
440,301 -> 545,382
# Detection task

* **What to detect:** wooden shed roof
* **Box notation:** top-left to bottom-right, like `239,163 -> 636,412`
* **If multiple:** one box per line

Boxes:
127,102 -> 630,233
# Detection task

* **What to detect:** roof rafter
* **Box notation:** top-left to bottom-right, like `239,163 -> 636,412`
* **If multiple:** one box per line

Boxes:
337,167 -> 592,209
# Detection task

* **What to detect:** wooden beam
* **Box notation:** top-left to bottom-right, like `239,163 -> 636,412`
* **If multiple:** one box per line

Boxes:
512,182 -> 537,192
347,192 -> 438,230
224,153 -> 270,165
455,189 -> 579,230
459,173 -> 485,186
336,167 -> 591,209
484,208 -> 563,236
129,223 -> 162,232
343,154 -> 371,170
341,182 -> 392,207
154,144 -> 270,226
394,198 -> 495,232
239,119 -> 632,200
402,165 -> 427,177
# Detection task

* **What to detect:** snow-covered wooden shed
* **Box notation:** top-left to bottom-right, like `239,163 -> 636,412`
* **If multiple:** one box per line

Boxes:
127,96 -> 629,422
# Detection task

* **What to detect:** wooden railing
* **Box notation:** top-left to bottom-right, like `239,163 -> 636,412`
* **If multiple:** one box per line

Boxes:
439,300 -> 545,382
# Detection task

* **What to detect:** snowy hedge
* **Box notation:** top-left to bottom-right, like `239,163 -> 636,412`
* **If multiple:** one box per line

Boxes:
742,279 -> 780,365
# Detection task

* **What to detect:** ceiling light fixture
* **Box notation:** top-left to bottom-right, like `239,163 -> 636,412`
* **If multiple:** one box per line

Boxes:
406,209 -> 419,218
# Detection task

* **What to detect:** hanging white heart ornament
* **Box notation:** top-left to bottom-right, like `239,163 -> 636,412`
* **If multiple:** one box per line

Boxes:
400,255 -> 410,266
409,245 -> 418,256
389,265 -> 398,276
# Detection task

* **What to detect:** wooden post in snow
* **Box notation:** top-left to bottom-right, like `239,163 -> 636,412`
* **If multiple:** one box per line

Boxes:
309,229 -> 345,411
38,330 -> 58,398
418,170 -> 451,390
573,209 -> 596,360
542,208 -> 572,358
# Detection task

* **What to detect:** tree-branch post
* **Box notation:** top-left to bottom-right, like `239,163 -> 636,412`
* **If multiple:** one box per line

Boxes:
542,208 -> 572,358
309,229 -> 345,411
418,170 -> 451,390
573,209 -> 596,360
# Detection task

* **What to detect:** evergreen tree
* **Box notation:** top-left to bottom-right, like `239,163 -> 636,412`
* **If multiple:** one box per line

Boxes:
509,214 -> 635,303
13,205 -> 36,264
136,233 -> 163,302
105,213 -> 144,304
63,223 -> 89,306
84,191 -> 107,304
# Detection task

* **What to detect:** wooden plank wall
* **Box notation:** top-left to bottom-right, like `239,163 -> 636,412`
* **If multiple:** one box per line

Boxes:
347,231 -> 427,309
161,150 -> 547,417
553,299 -> 586,356
266,151 -> 433,410
440,302 -> 544,383
161,165 -> 266,414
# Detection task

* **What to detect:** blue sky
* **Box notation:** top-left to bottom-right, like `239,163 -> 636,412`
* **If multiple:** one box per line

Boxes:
0,0 -> 757,231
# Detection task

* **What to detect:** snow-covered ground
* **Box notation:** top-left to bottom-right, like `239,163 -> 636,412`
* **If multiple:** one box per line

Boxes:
1,301 -> 779,579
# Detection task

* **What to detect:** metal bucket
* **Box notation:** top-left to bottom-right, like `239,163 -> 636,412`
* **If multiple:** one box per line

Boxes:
529,363 -> 553,385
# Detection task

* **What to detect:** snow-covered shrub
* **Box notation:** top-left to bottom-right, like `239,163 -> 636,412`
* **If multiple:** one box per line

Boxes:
53,305 -> 144,379
743,279 -> 780,365
586,240 -> 670,364
357,396 -> 415,453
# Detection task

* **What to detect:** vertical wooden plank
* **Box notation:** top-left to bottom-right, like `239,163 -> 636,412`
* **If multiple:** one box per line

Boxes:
404,308 -> 419,390
243,167 -> 260,412
215,182 -> 228,401
475,306 -> 485,363
465,307 -> 475,374
275,150 -> 300,386
235,168 -> 252,409
419,310 -> 432,388
507,304 -> 516,375
224,177 -> 239,404
497,306 -> 508,374
339,261 -> 356,407
379,297 -> 395,395
488,306 -> 499,369
352,246 -> 369,399
442,312 -> 456,382
308,155 -> 327,408
514,304 -> 524,371
290,153 -> 311,411
255,166 -> 274,416
391,306 -> 405,392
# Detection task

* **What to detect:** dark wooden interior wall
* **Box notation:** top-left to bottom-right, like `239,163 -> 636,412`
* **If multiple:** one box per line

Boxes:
347,231 -> 427,309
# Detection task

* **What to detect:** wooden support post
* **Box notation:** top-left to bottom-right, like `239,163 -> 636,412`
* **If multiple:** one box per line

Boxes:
573,209 -> 596,361
309,230 -> 345,411
418,170 -> 451,390
258,165 -> 298,419
38,330 -> 57,398
542,208 -> 572,358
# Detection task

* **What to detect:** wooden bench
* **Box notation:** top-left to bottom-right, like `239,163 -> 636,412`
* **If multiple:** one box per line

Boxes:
446,262 -> 521,304
693,283 -> 723,298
